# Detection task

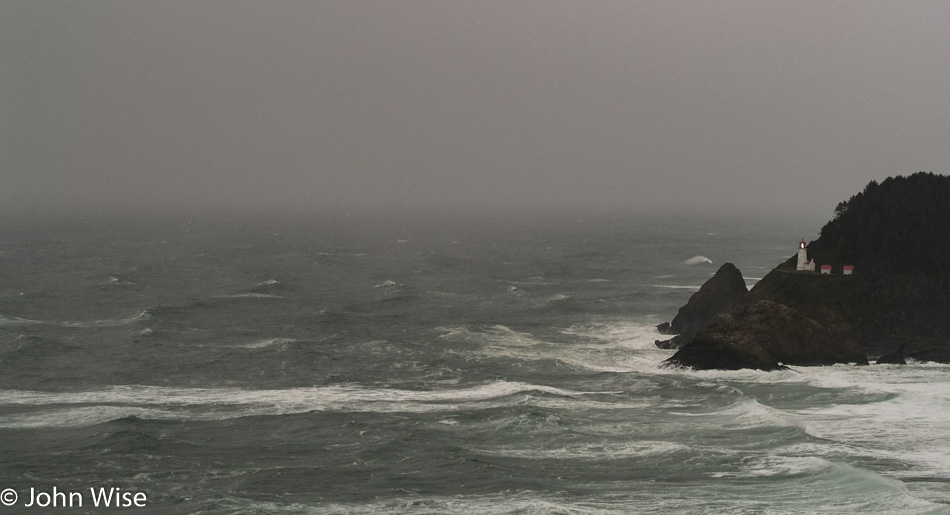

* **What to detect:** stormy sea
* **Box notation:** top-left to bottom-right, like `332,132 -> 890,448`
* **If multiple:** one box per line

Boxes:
1,212 -> 948,514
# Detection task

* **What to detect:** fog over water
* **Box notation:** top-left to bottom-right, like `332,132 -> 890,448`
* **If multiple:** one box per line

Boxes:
3,6 -> 950,508
2,1 -> 949,218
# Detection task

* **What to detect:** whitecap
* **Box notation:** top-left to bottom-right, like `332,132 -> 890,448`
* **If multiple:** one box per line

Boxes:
782,363 -> 950,480
59,310 -> 151,328
683,255 -> 713,265
218,494 -> 635,515
712,455 -> 835,479
0,309 -> 153,329
0,381 -> 609,428
702,397 -> 803,429
213,293 -> 283,299
0,314 -> 43,326
100,276 -> 134,286
0,406 -> 177,429
474,440 -> 688,460
440,321 -> 674,374
373,280 -> 399,288
237,338 -> 297,349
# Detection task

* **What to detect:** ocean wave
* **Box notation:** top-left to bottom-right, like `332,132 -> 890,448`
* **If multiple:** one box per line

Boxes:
215,495 -> 632,515
59,310 -> 152,328
0,381 -> 606,428
560,321 -> 667,351
0,406 -> 176,430
683,255 -> 713,265
708,397 -> 804,430
0,313 -> 43,326
527,293 -> 575,308
99,275 -> 135,286
474,440 -> 689,460
1,335 -> 81,355
439,322 -> 673,374
213,293 -> 283,299
236,337 -> 298,349
439,325 -> 549,348
656,362 -> 950,498
708,455 -> 836,478
215,484 -> 943,515
781,365 -> 950,482
0,310 -> 150,328
710,457 -> 936,513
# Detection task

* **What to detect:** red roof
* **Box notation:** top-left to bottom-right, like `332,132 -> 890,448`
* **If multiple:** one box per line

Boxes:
843,265 -> 854,270
820,265 -> 832,270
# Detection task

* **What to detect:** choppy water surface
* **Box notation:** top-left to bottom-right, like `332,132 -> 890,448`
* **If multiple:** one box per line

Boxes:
1,212 -> 947,513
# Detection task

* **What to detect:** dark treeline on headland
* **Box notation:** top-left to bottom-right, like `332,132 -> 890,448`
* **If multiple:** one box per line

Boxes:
661,172 -> 950,370
808,172 -> 950,279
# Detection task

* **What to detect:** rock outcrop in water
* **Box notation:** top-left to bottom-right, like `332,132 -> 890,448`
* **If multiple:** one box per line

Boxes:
655,263 -> 747,350
665,300 -> 867,370
660,172 -> 950,370
875,344 -> 907,365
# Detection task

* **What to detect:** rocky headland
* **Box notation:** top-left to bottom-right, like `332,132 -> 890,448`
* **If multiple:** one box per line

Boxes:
655,262 -> 747,350
658,172 -> 950,370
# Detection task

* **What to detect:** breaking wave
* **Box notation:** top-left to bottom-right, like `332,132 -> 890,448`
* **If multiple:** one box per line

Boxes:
683,255 -> 713,265
0,381 -> 606,428
0,311 -> 150,328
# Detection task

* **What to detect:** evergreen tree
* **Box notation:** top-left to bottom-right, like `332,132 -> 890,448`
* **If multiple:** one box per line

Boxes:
809,172 -> 950,279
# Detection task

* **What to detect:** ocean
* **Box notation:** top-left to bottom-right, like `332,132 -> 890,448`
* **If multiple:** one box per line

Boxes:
1,211 -> 948,514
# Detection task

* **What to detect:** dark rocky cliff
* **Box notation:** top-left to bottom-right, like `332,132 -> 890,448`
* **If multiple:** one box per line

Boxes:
665,300 -> 866,371
660,172 -> 950,370
655,263 -> 747,349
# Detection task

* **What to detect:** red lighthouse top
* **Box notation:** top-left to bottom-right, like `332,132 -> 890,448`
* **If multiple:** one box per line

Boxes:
799,239 -> 806,249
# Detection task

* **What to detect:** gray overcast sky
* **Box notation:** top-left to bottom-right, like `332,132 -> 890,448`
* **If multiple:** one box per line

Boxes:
2,1 -> 948,217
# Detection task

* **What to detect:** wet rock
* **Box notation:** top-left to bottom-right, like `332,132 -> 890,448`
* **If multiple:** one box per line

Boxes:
876,344 -> 907,365
664,301 -> 867,371
668,263 -> 748,336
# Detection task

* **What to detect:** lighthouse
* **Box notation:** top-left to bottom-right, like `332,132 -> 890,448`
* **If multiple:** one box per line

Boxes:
797,239 -> 815,271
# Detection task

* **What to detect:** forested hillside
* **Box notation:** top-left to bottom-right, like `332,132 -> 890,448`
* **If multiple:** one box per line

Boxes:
807,172 -> 950,279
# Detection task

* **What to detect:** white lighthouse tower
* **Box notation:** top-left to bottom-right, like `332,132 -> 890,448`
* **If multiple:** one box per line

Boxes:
797,239 -> 815,271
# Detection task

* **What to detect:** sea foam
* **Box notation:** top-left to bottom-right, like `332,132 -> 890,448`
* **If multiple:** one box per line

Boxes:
0,381 -> 609,428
